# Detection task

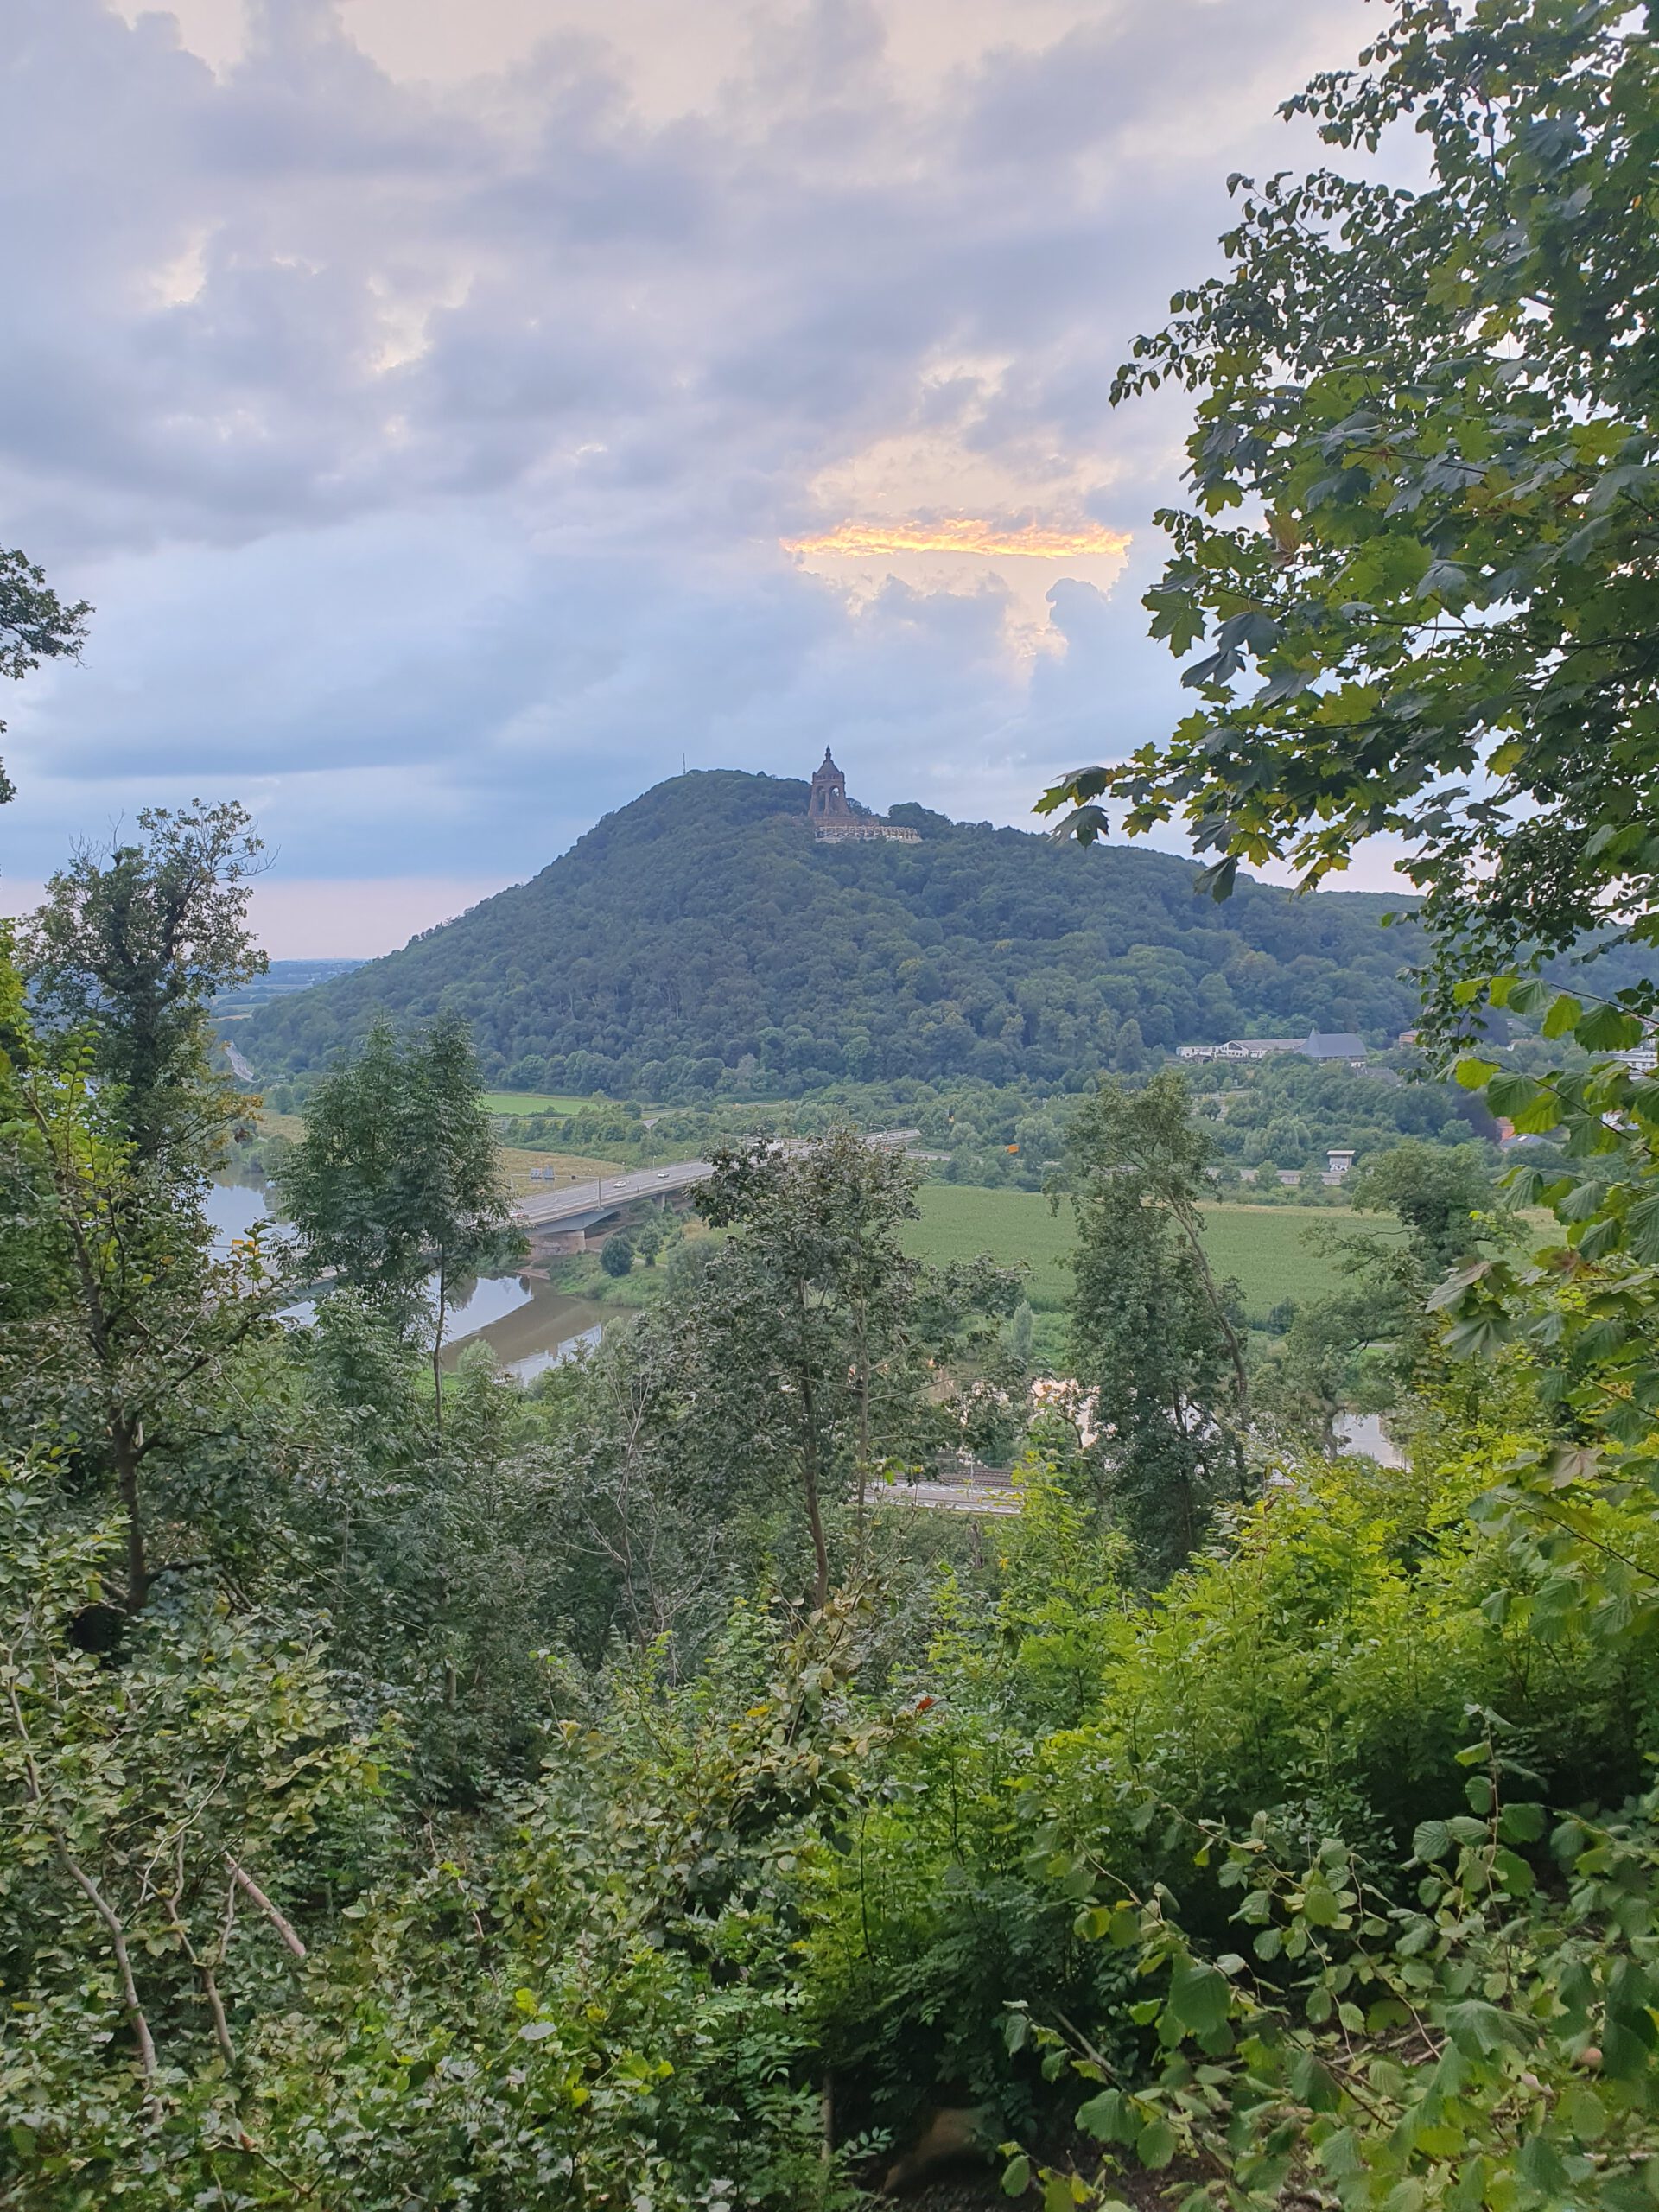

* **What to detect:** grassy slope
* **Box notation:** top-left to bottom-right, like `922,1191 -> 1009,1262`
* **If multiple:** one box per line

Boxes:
901,1185 -> 1403,1323
497,1148 -> 633,1197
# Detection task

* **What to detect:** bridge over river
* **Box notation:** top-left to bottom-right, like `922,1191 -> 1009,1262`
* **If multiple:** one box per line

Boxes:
511,1130 -> 922,1239
513,1158 -> 716,1236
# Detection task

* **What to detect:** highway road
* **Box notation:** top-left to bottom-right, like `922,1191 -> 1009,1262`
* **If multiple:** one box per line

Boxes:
511,1131 -> 923,1232
513,1159 -> 713,1230
873,1478 -> 1019,1517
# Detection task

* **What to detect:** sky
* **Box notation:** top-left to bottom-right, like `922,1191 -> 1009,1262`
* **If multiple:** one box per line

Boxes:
0,0 -> 1385,957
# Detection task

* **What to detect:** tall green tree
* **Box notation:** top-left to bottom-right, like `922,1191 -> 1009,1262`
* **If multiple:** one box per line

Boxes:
1038,0 -> 1659,1035
2,838 -> 286,1613
0,1015 -> 287,1611
1346,1137 -> 1503,1276
695,1130 -> 1015,1605
23,802 -> 266,1167
0,547 -> 89,804
280,1014 -> 520,1425
1059,1074 -> 1244,1577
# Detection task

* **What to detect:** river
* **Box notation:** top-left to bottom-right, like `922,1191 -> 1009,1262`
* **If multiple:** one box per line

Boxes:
203,1179 -> 612,1380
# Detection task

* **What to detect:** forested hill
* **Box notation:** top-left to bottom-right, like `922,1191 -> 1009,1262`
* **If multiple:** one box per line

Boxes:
244,769 -> 1421,1093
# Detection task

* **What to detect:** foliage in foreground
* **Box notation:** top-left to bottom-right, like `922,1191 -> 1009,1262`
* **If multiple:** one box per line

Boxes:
11,3 -> 1659,2204
1040,0 -> 1659,1045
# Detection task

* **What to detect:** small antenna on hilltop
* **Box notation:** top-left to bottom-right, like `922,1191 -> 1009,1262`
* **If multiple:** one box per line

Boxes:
682,751 -> 686,775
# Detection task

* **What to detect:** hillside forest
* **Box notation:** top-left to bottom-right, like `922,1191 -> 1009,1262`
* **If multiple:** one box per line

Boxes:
9,7 -> 1659,2211
237,772 -> 1428,1097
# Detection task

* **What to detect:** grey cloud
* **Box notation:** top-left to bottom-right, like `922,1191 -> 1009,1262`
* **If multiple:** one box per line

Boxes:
2,0 -> 1371,913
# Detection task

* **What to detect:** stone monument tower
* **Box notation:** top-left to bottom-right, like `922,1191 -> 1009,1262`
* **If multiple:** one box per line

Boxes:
804,748 -> 920,842
807,747 -> 853,830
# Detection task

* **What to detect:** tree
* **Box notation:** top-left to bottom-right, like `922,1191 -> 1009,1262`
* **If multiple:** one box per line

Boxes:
23,803 -> 266,1167
1059,1075 -> 1245,1577
0,547 -> 90,803
2,804 -> 286,1618
1038,1 -> 1659,1034
1345,1137 -> 1502,1275
1060,1071 -> 1250,1427
601,1234 -> 635,1278
695,1133 -> 920,1606
279,1014 -> 520,1425
0,1470 -> 378,2108
695,1131 -> 1016,1605
0,937 -> 289,1612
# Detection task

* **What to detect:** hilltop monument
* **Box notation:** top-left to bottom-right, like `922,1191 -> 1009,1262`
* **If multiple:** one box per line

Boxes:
805,748 -> 920,843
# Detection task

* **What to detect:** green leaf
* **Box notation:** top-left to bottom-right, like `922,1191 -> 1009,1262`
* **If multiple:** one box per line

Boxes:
1288,2049 -> 1341,2112
1300,1881 -> 1341,1927
1076,2091 -> 1131,2143
1510,1086 -> 1566,1136
1317,2127 -> 1363,2177
1444,1999 -> 1517,2056
1497,1802 -> 1546,1844
1560,2083 -> 1606,2143
1454,1057 -> 1500,1090
1001,2155 -> 1033,2197
1492,1847 -> 1535,1894
1485,1071 -> 1546,1119
1137,2118 -> 1178,2170
1542,993 -> 1582,1039
1625,1196 -> 1659,1265
1516,2133 -> 1569,2195
1104,1903 -> 1140,1948
1576,1006 -> 1644,1052
1166,1955 -> 1232,2036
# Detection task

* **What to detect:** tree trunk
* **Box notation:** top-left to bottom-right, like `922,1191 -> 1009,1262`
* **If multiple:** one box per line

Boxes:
794,1281 -> 830,1609
853,1305 -> 872,1579
800,1435 -> 830,1611
1175,1201 -> 1250,1420
431,1253 -> 448,1434
115,1419 -> 149,1612
1173,1198 -> 1250,1497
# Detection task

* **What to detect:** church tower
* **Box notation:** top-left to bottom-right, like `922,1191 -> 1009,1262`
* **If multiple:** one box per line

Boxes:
804,747 -> 920,843
807,747 -> 851,827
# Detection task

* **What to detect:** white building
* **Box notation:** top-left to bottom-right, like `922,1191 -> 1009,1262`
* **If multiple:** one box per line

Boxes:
1179,1025 -> 1368,1071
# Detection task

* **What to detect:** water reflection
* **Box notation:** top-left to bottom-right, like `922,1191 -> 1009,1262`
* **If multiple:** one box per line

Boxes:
204,1178 -> 282,1253
442,1281 -> 611,1380
437,1273 -> 537,1336
1334,1411 -> 1402,1467
205,1179 -> 613,1379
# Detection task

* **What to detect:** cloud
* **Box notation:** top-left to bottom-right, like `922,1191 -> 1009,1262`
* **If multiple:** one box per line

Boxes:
3,0 -> 1378,951
785,519 -> 1130,562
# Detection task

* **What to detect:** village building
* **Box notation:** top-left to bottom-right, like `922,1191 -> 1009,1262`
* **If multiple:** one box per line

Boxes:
1178,1026 -> 1368,1070
806,748 -> 921,842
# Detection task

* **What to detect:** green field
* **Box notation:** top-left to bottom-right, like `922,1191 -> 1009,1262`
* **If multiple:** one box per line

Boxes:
480,1091 -> 594,1116
901,1185 -> 1403,1324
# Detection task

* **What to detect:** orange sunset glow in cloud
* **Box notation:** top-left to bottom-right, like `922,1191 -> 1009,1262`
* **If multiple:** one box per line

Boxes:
784,518 -> 1131,562
783,514 -> 1133,653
